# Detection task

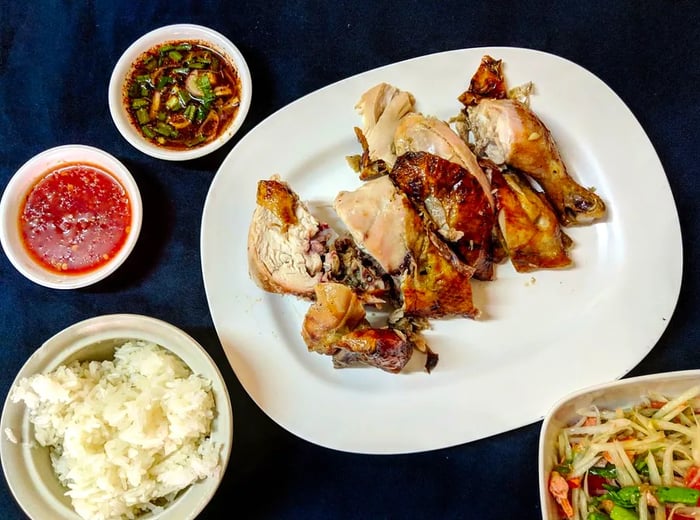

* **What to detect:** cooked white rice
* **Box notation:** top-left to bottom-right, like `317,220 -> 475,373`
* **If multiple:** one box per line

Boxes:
9,340 -> 221,520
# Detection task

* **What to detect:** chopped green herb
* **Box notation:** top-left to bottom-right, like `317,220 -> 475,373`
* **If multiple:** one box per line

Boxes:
589,464 -> 617,479
156,76 -> 174,89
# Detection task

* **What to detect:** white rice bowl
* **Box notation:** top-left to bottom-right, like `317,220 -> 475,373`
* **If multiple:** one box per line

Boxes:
0,314 -> 233,520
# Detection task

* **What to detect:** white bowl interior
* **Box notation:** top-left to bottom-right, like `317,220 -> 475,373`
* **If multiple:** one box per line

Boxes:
0,145 -> 143,289
108,24 -> 252,161
0,314 -> 233,520
538,370 -> 700,519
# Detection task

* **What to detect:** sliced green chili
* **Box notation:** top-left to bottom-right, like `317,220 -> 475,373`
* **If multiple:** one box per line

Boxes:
165,95 -> 180,111
183,104 -> 196,122
131,98 -> 149,109
135,108 -> 150,125
154,122 -> 176,137
168,50 -> 183,62
177,89 -> 191,106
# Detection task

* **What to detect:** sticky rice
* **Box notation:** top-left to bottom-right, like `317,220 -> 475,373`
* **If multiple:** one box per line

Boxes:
9,340 -> 221,520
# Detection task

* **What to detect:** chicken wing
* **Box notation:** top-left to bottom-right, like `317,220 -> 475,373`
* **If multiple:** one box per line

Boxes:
467,98 -> 606,226
301,282 -> 414,373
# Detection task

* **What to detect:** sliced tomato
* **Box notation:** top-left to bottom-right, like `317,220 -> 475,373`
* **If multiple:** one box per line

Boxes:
685,466 -> 700,489
586,474 -> 608,496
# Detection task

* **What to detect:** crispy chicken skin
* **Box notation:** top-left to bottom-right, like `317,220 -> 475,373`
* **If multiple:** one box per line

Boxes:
393,112 -> 494,209
334,176 -> 479,319
490,165 -> 572,272
467,98 -> 606,226
457,55 -> 507,107
301,283 -> 413,373
248,177 -> 331,298
301,282 -> 368,356
390,151 -> 496,281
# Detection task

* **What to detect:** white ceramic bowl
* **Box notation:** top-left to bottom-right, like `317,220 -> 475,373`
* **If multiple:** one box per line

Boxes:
109,24 -> 252,161
0,144 -> 142,289
538,369 -> 700,519
0,314 -> 233,520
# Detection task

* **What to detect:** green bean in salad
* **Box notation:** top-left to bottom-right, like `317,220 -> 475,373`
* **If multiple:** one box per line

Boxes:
548,385 -> 700,519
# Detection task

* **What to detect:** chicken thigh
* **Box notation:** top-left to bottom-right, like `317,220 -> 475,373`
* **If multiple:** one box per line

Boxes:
489,164 -> 572,272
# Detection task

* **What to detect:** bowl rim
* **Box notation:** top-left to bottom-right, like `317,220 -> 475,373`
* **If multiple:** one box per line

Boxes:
537,369 -> 700,519
108,23 -> 252,161
0,144 -> 143,289
0,313 -> 233,520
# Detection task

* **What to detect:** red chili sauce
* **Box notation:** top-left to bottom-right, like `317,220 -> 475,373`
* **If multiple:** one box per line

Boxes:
19,164 -> 132,274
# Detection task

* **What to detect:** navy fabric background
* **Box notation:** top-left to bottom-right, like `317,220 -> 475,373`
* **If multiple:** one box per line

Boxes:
1,1 -> 699,518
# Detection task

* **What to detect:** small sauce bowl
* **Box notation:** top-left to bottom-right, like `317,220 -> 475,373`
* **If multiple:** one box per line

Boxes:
0,144 -> 142,289
109,24 -> 252,161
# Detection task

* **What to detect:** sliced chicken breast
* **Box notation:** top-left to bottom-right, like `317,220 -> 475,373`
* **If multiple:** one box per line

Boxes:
334,176 -> 479,319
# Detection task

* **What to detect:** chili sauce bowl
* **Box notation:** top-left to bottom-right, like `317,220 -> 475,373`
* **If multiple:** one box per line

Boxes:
0,144 -> 142,289
538,370 -> 700,519
109,24 -> 252,161
0,313 -> 233,520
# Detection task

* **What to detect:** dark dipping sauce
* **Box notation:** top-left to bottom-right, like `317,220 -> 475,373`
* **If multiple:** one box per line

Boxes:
124,40 -> 242,149
20,164 -> 132,274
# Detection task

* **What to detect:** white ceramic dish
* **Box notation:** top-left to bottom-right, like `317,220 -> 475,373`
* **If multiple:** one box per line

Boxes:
200,46 -> 682,454
538,370 -> 700,519
0,144 -> 142,289
109,24 -> 252,161
0,314 -> 233,520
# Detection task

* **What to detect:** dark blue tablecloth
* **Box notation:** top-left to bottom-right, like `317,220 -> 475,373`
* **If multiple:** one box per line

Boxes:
1,2 -> 699,518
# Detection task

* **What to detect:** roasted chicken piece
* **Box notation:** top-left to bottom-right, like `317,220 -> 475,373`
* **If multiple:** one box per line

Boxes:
457,54 -> 507,107
467,98 -> 606,226
393,112 -> 494,209
353,83 -> 415,177
248,177 -> 333,298
301,282 -> 414,373
489,163 -> 572,272
325,236 -> 397,306
390,151 -> 496,280
334,176 -> 479,319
